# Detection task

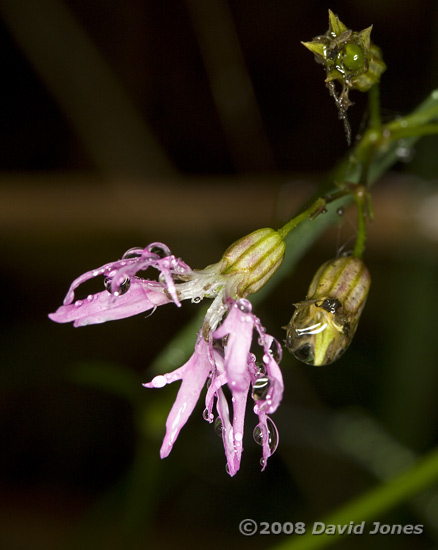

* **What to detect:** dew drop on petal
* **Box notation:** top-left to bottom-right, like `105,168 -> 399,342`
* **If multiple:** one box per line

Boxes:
114,279 -> 131,296
122,247 -> 143,260
253,424 -> 265,446
267,338 -> 282,363
147,243 -> 171,258
74,300 -> 82,308
234,432 -> 243,442
192,296 -> 202,304
203,408 -> 214,423
252,376 -> 270,401
104,276 -> 131,296
225,463 -> 230,475
150,375 -> 167,388
253,417 -> 279,454
255,362 -> 267,376
87,295 -> 94,302
214,417 -> 223,436
236,298 -> 252,314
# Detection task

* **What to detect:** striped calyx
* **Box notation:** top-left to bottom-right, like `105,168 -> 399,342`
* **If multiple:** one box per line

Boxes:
220,228 -> 285,298
285,256 -> 371,366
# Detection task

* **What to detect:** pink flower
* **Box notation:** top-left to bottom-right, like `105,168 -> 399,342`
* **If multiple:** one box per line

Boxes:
145,298 -> 284,476
49,231 -> 285,475
48,244 -> 193,327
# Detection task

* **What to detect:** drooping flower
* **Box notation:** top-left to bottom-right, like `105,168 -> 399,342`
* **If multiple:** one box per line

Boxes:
145,298 -> 284,475
49,228 -> 286,475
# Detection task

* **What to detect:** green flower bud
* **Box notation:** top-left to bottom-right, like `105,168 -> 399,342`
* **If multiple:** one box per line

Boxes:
284,256 -> 371,366
220,228 -> 285,298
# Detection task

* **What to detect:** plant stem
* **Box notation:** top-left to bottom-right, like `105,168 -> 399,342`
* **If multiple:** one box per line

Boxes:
277,198 -> 326,239
368,84 -> 381,131
352,190 -> 367,259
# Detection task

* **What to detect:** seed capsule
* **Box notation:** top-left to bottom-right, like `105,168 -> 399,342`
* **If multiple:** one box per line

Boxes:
302,10 -> 386,143
284,256 -> 371,366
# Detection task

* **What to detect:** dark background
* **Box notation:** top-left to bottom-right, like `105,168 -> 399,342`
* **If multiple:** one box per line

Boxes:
1,1 -> 438,549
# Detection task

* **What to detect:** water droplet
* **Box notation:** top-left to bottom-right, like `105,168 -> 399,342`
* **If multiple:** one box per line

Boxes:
267,338 -> 282,363
260,457 -> 265,467
122,247 -> 143,260
115,278 -> 131,296
236,299 -> 252,314
147,243 -> 171,258
192,296 -> 202,304
225,463 -> 230,475
74,300 -> 82,308
234,432 -> 243,442
252,376 -> 270,401
395,140 -> 414,162
203,408 -> 213,423
255,361 -> 267,376
253,417 -> 279,454
317,298 -> 342,314
337,206 -> 345,216
150,375 -> 167,388
104,276 -> 131,296
214,417 -> 223,436
86,294 -> 94,302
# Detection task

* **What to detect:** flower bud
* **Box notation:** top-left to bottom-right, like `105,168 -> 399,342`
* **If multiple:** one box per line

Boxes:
284,256 -> 371,366
220,228 -> 285,298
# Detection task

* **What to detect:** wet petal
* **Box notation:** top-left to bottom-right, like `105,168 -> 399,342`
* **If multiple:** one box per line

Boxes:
144,337 -> 212,458
213,299 -> 255,391
49,280 -> 170,326
254,410 -> 279,471
227,381 -> 250,475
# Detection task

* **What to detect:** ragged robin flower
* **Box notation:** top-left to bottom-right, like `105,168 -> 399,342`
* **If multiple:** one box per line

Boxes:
49,228 -> 285,476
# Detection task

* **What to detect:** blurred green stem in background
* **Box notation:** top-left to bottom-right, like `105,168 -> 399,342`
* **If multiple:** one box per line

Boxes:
269,445 -> 438,550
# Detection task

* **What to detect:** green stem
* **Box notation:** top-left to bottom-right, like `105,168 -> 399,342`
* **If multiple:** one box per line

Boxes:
353,192 -> 366,259
269,445 -> 438,550
368,84 -> 381,131
277,197 -> 327,239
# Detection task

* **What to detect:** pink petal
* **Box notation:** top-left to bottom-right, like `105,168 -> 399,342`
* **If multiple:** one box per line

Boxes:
144,337 -> 211,458
49,280 -> 171,326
